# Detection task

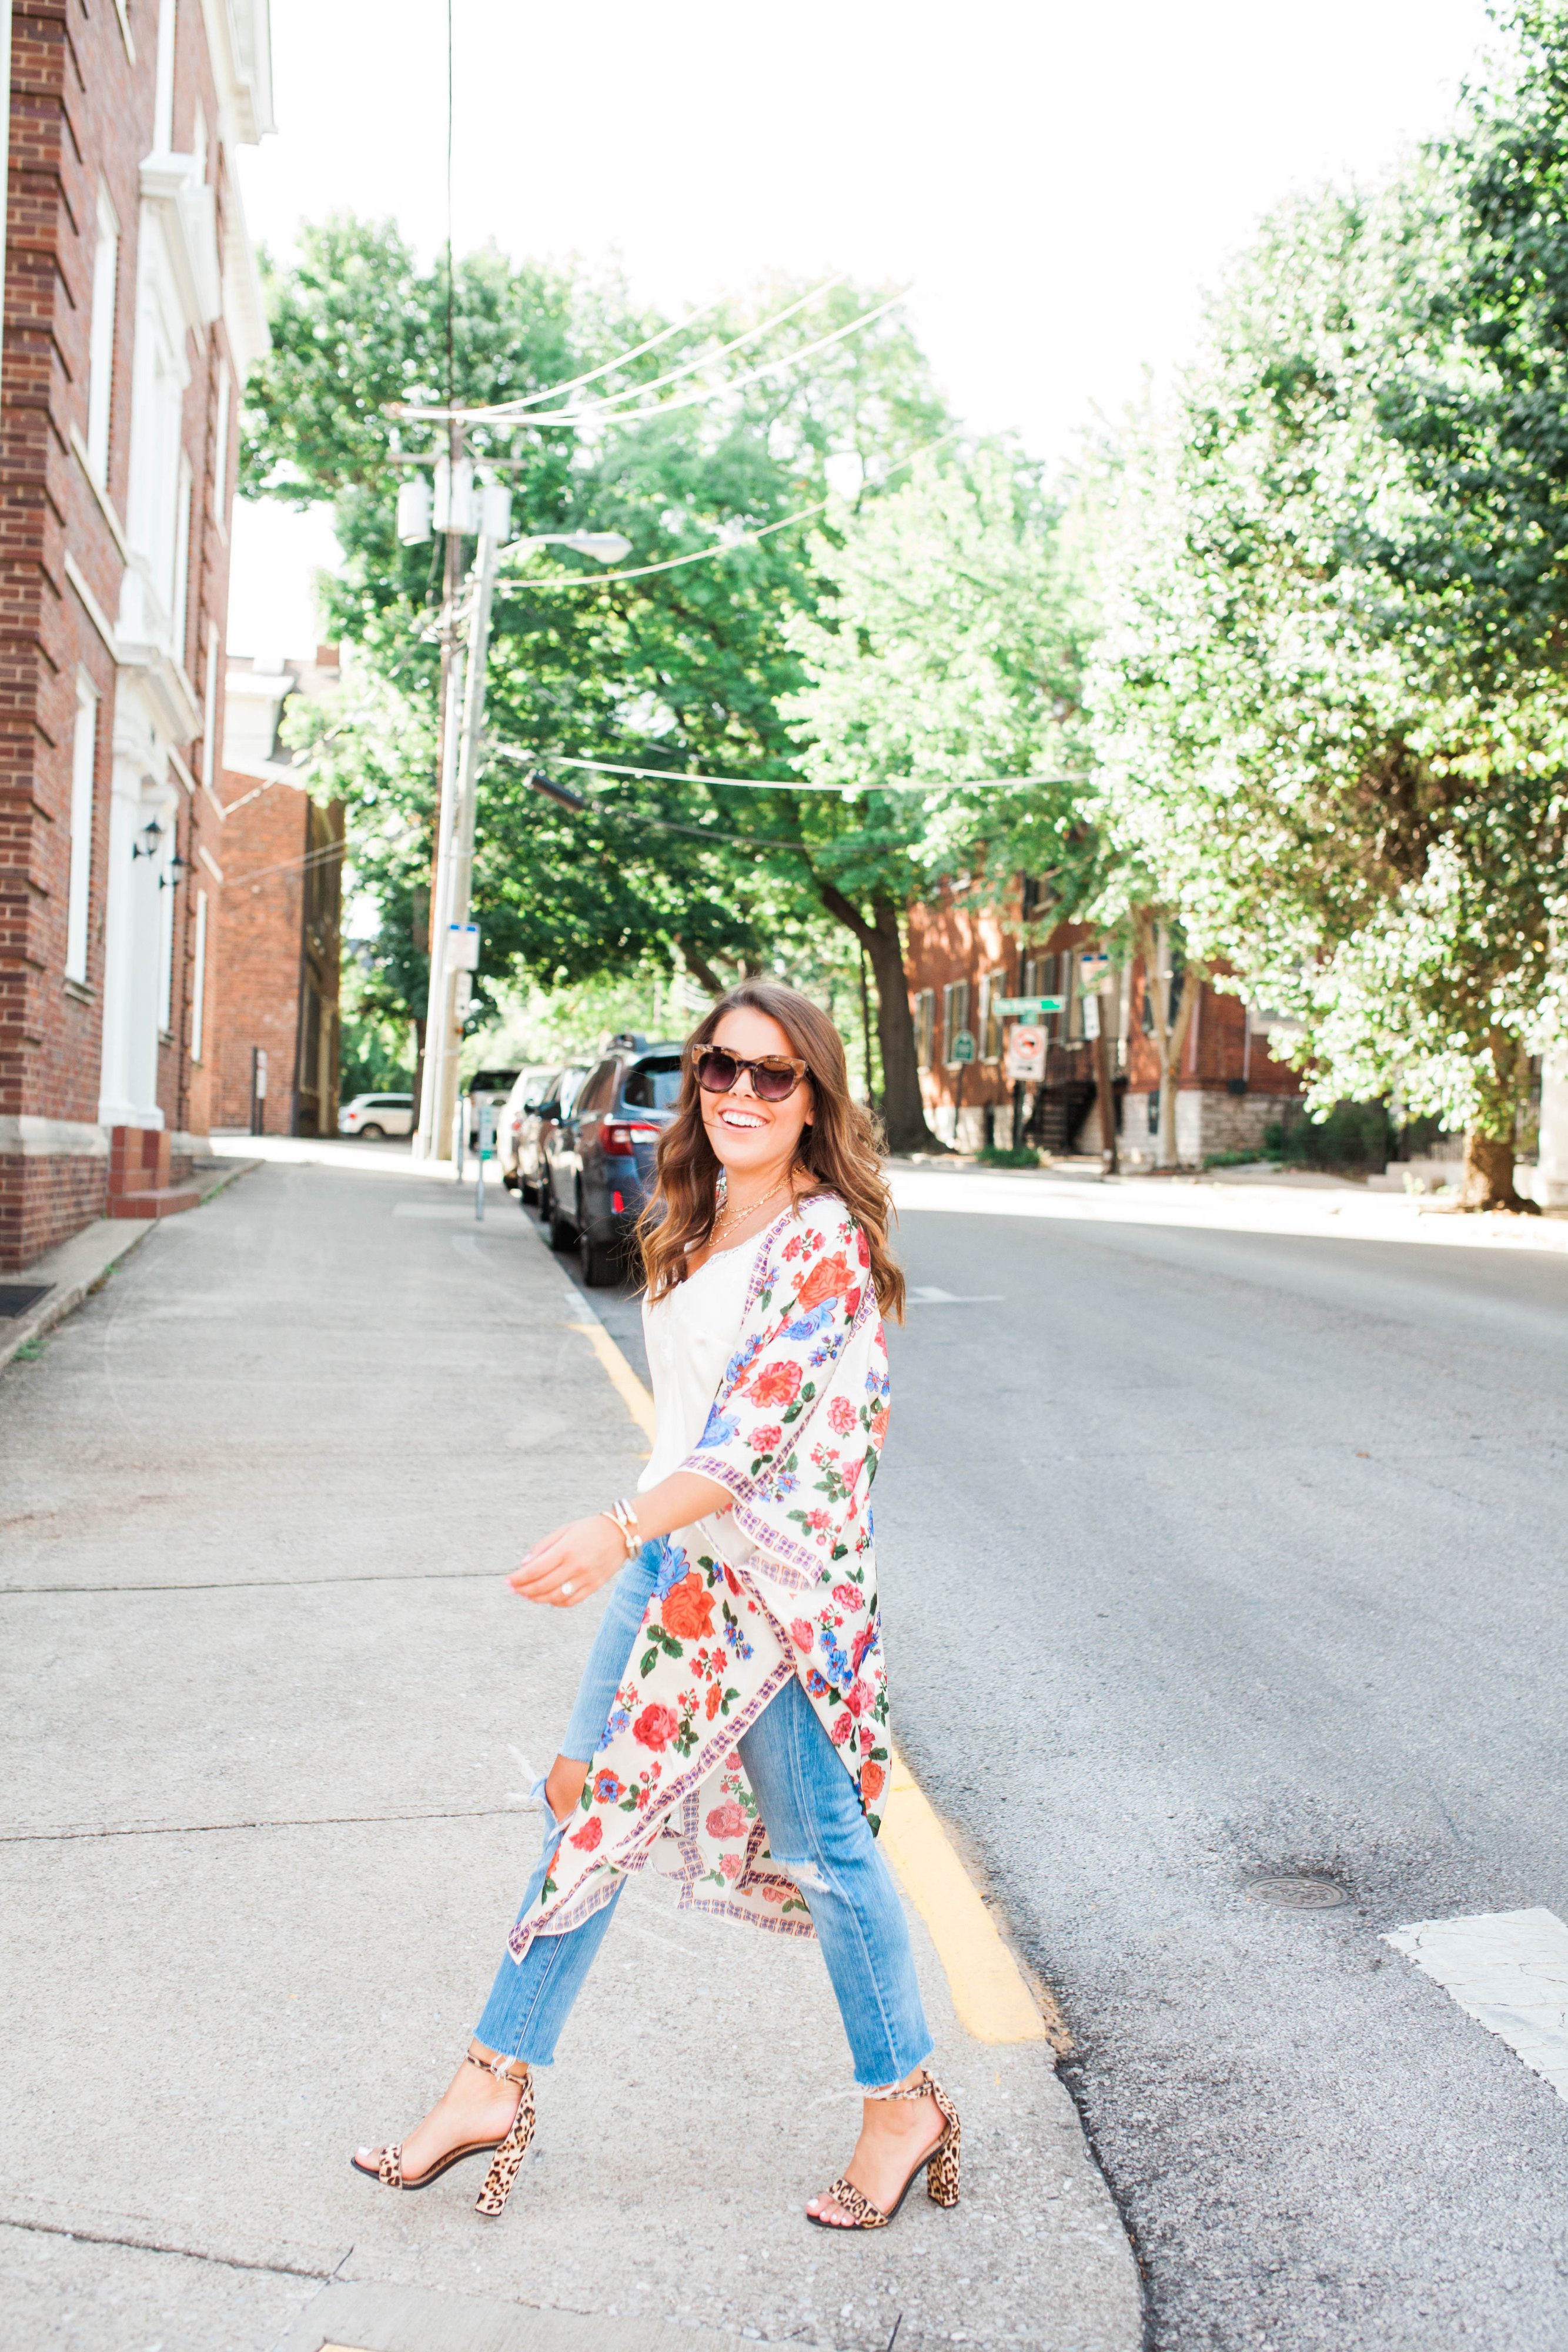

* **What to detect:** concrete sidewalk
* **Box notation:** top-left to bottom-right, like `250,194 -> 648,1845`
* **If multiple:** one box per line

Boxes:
0,1151 -> 1141,2352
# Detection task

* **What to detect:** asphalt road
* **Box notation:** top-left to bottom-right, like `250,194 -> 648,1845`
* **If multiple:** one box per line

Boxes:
549,1180 -> 1568,2350
882,1194 -> 1568,2351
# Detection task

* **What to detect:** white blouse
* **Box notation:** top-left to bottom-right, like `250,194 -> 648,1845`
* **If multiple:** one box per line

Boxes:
638,1239 -> 758,1566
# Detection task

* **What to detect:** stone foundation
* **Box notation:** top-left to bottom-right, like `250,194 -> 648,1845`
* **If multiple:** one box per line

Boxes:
0,1120 -> 111,1271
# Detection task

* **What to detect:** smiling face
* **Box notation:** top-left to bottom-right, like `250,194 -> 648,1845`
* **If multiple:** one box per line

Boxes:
699,1005 -> 815,1185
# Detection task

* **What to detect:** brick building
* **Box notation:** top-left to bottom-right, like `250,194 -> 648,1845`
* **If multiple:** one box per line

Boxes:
905,883 -> 1303,1162
0,0 -> 273,1268
210,648 -> 342,1137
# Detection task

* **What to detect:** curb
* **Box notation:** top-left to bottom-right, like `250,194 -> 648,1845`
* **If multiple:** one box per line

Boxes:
0,1220 -> 156,1375
560,1307 -> 1064,2054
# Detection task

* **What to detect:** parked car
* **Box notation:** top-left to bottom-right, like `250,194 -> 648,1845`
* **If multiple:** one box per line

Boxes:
496,1064 -> 558,1189
465,1065 -> 520,1148
542,1037 -> 686,1284
339,1091 -> 414,1140
513,1063 -> 589,1207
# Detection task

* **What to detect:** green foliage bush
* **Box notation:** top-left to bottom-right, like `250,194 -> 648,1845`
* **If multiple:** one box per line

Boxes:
1262,1101 -> 1392,1168
977,1142 -> 1042,1168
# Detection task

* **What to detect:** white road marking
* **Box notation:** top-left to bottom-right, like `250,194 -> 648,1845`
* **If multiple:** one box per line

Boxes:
1384,1907 -> 1568,2102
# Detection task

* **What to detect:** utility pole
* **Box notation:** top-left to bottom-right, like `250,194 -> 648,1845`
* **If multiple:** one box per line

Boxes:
422,525 -> 502,1165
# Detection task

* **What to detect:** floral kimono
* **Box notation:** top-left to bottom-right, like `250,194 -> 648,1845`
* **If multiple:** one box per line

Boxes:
508,1194 -> 892,1958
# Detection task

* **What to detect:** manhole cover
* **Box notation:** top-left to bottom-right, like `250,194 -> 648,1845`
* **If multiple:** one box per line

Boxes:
1246,1874 -> 1350,1910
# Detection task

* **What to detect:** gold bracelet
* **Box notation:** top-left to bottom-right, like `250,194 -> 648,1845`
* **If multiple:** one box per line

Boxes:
600,1498 -> 641,1558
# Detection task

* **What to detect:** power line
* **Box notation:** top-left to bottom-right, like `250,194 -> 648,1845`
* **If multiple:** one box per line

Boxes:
494,293 -> 730,414
398,274 -> 849,427
522,289 -> 912,429
492,746 -> 1066,800
492,426 -> 962,598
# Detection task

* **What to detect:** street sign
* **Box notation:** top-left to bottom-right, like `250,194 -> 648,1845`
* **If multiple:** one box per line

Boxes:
448,922 -> 480,971
478,1099 -> 496,1158
1006,1023 -> 1047,1082
1079,954 -> 1110,990
995,995 -> 1064,1017
951,1029 -> 975,1064
1082,996 -> 1101,1041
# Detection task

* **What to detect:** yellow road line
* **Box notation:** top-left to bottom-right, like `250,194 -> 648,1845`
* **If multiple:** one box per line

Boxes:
568,1308 -> 1062,2050
566,1320 -> 657,1443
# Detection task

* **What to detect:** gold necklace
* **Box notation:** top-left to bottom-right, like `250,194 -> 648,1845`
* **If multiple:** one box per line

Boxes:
711,1170 -> 792,1240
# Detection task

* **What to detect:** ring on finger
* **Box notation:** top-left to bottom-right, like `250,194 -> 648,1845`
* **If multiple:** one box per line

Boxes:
561,1579 -> 575,1596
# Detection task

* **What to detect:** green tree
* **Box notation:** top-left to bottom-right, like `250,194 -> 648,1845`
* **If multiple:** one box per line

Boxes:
780,450 -> 1093,1148
1086,46 -> 1568,1208
246,222 -> 951,1084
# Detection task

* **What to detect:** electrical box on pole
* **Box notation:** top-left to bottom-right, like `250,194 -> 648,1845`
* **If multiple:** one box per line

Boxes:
397,475 -> 433,544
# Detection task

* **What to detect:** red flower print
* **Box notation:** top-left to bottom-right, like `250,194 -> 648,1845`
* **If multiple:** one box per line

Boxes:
830,1710 -> 854,1745
705,1681 -> 723,1721
832,1581 -> 860,1611
569,1815 -> 602,1852
661,1572 -> 716,1642
860,1759 -> 885,1802
719,1852 -> 743,1880
797,1252 -> 850,1310
870,1407 -> 890,1446
761,1883 -> 787,1903
807,1508 -> 831,1532
633,1703 -> 680,1752
753,1423 -> 783,1453
845,1678 -> 872,1718
790,1617 -> 815,1653
828,1396 -> 856,1438
706,1800 -> 745,1839
750,1359 -> 802,1409
593,1770 -> 624,1804
724,1562 -> 741,1596
855,1228 -> 871,1268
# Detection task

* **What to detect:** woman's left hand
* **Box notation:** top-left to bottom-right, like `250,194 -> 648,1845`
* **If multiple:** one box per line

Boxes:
508,1514 -> 627,1608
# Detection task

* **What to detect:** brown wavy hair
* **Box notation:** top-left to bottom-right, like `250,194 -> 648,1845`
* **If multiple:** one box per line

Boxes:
637,979 -> 904,1321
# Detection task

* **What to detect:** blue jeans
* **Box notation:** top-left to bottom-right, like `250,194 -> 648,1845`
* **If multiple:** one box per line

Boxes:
475,1548 -> 932,2089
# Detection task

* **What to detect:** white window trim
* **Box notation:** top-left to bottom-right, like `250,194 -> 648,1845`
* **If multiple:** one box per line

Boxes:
211,358 -> 231,544
65,672 -> 99,983
202,622 -> 220,790
191,887 -> 208,1061
86,182 -> 119,486
172,451 -> 193,667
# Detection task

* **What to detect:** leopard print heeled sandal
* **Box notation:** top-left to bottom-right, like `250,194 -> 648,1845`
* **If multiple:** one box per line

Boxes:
351,2051 -> 534,2213
807,2074 -> 962,2230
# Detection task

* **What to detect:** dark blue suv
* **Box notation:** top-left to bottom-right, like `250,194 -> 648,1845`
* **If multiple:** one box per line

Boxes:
542,1036 -> 686,1284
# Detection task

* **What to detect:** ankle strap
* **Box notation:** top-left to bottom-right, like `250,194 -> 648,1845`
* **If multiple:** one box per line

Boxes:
866,2074 -> 934,2102
466,2051 -> 529,2087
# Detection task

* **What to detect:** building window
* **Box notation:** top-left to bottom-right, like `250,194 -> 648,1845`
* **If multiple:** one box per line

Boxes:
914,990 -> 935,1070
212,359 -> 232,524
942,979 -> 971,1065
202,624 -> 220,790
980,967 -> 1007,1061
192,888 -> 208,1061
86,185 -> 119,485
172,454 -> 193,668
65,676 -> 98,983
157,823 -> 176,1033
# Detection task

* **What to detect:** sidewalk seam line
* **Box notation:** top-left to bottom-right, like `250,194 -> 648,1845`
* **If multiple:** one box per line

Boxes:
568,1306 -> 1060,2051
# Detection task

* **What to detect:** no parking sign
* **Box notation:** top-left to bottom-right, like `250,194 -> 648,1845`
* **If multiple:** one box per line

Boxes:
1005,1023 -> 1047,1082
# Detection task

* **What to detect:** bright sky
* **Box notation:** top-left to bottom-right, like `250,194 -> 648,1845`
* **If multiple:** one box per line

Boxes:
228,0 -> 1497,660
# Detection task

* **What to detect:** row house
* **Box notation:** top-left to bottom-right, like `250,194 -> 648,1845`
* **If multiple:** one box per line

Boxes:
212,646 -> 343,1139
0,0 -> 273,1269
905,882 -> 1303,1162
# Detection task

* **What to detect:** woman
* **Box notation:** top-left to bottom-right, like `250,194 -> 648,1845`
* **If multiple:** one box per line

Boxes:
353,981 -> 959,2231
